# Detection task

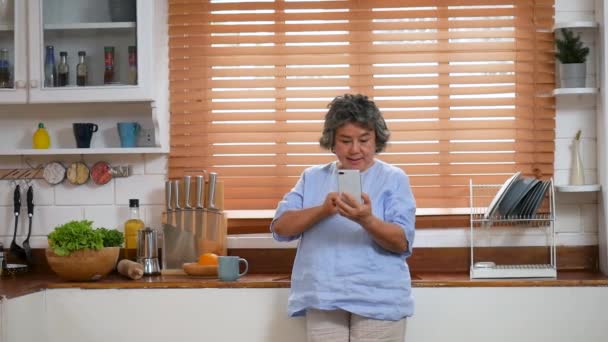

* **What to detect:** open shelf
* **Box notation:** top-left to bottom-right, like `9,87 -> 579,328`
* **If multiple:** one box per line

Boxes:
0,147 -> 167,156
553,88 -> 598,96
555,184 -> 601,192
0,24 -> 13,31
554,21 -> 598,30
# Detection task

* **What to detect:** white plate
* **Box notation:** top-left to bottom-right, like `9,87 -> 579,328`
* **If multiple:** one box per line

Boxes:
483,172 -> 521,220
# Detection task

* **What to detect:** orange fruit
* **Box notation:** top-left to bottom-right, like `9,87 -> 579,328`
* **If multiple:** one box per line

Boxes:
197,253 -> 218,266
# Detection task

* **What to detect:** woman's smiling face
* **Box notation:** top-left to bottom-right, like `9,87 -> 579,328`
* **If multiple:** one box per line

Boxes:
334,122 -> 376,171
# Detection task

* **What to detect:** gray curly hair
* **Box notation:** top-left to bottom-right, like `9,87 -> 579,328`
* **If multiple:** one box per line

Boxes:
319,94 -> 390,153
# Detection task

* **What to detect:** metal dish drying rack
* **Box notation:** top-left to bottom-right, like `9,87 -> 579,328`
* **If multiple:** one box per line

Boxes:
469,179 -> 556,279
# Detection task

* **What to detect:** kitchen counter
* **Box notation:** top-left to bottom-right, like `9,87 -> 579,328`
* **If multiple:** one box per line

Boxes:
2,270 -> 607,300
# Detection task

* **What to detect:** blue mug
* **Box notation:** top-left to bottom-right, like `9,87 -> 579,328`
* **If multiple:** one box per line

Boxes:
218,256 -> 248,281
117,122 -> 141,148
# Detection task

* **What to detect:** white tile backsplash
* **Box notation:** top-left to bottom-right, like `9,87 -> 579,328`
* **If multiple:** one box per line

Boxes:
555,109 -> 597,138
555,203 -> 582,233
114,174 -> 165,206
33,206 -> 84,235
144,205 -> 165,229
144,155 -> 168,174
582,204 -> 599,233
83,205 -> 138,231
55,181 -> 115,205
556,0 -> 595,11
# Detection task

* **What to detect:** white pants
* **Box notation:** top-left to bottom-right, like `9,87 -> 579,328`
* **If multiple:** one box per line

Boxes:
306,308 -> 407,342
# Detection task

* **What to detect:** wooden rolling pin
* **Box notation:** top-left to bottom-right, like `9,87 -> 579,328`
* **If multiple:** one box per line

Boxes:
117,259 -> 144,280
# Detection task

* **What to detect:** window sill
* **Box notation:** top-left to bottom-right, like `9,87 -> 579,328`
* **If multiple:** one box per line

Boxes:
225,208 -> 473,220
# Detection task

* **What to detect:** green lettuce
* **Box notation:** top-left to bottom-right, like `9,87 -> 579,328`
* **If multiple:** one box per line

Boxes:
48,220 -> 124,256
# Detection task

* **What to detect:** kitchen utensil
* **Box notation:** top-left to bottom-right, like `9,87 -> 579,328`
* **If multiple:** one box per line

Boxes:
207,172 -> 218,210
204,172 -> 221,253
183,175 -> 194,237
91,161 -> 113,185
136,227 -> 161,275
43,161 -> 66,185
9,185 -> 26,261
66,161 -> 90,185
194,174 -> 206,254
22,184 -> 34,264
117,259 -> 144,280
162,179 -> 197,269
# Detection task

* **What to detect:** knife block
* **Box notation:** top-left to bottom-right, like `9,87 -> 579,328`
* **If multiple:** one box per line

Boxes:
161,210 -> 228,270
181,179 -> 224,211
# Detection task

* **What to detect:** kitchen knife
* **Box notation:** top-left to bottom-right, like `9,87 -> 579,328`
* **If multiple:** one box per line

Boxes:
194,174 -> 206,257
162,180 -> 177,270
207,172 -> 218,211
205,172 -> 220,253
170,179 -> 197,267
183,175 -> 194,236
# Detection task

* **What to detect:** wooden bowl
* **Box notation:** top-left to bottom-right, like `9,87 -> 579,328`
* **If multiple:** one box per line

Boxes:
183,263 -> 218,277
46,247 -> 119,281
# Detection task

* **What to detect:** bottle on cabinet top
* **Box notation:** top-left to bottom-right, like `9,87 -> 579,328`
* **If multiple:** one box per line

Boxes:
128,45 -> 137,85
103,46 -> 115,84
44,45 -> 57,88
76,51 -> 87,86
57,51 -> 69,87
0,48 -> 10,88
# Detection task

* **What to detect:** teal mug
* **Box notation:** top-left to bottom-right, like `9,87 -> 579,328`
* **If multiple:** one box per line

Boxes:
218,256 -> 248,281
117,122 -> 141,148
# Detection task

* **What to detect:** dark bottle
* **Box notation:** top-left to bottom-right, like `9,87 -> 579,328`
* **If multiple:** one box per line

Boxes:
57,51 -> 69,87
0,48 -> 10,88
44,45 -> 57,87
76,51 -> 87,86
103,46 -> 115,84
128,46 -> 137,85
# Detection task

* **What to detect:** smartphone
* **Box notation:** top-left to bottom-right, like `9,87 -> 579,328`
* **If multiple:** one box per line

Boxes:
338,169 -> 362,204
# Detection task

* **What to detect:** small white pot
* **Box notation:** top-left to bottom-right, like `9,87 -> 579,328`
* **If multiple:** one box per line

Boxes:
560,63 -> 586,88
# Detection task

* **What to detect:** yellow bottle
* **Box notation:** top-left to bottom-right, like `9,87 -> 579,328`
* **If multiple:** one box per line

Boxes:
32,122 -> 51,149
124,199 -> 145,261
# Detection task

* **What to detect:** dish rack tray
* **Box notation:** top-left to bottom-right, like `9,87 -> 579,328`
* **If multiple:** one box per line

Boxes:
469,179 -> 556,279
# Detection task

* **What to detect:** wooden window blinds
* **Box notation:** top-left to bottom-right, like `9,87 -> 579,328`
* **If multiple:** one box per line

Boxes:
168,0 -> 555,210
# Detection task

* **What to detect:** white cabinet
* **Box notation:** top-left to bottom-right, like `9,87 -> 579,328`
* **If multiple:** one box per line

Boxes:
0,0 -> 154,104
0,0 -> 167,155
0,0 -> 27,103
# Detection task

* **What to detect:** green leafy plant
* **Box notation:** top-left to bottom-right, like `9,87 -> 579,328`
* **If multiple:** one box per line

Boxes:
97,227 -> 125,248
555,28 -> 590,64
48,220 -> 124,256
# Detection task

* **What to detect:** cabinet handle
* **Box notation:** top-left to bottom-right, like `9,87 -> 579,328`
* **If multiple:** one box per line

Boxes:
15,80 -> 26,89
29,80 -> 39,88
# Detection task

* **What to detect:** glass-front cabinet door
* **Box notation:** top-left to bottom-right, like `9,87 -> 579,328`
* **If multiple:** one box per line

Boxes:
0,0 -> 28,103
27,0 -> 152,103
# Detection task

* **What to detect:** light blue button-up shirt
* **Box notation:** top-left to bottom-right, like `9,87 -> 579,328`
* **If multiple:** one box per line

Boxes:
271,159 -> 416,320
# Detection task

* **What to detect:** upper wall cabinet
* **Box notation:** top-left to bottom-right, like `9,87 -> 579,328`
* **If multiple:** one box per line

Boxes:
0,0 -> 153,104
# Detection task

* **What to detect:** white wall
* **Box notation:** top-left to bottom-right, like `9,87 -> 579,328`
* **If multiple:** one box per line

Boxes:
3,287 -> 607,342
0,1 -> 603,253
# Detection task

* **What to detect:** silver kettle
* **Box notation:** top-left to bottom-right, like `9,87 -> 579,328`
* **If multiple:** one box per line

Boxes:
137,227 -> 161,275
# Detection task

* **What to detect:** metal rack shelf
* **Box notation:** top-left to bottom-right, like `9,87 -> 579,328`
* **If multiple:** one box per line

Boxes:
469,179 -> 556,279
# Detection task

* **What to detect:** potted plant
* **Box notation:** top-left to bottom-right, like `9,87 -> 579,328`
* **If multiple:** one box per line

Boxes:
555,28 -> 590,88
46,220 -> 124,281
